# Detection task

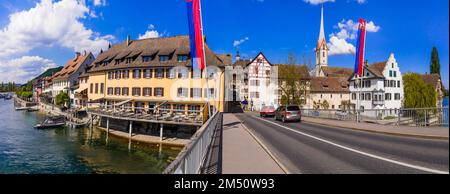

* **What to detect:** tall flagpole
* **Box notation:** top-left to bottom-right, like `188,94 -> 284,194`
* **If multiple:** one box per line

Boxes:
198,0 -> 212,118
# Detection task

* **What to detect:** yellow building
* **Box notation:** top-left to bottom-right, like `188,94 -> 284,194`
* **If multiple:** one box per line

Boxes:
86,36 -> 231,118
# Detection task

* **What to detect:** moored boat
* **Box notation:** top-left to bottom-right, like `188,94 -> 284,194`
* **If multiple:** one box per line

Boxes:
34,116 -> 66,129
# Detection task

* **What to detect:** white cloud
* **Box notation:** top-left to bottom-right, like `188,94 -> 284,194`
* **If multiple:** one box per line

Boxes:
233,37 -> 249,47
328,19 -> 380,55
0,0 -> 113,83
0,56 -> 57,83
0,0 -> 114,58
92,0 -> 106,6
138,24 -> 165,39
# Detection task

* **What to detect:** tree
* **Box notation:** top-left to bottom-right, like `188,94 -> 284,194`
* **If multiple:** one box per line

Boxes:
321,100 -> 330,110
278,64 -> 309,106
340,100 -> 351,111
430,47 -> 441,75
403,73 -> 437,108
56,91 -> 70,108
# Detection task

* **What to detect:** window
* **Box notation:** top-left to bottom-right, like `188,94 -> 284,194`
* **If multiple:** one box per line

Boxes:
125,58 -> 133,64
133,69 -> 141,79
332,105 -> 335,109
250,80 -> 260,86
389,71 -> 393,77
361,94 -> 365,100
95,83 -> 99,94
205,88 -> 215,98
122,87 -> 129,96
177,88 -> 188,98
193,69 -> 202,79
331,94 -> 333,99
132,87 -> 141,96
154,88 -> 164,97
143,88 -> 152,97
90,83 -> 93,94
100,83 -> 104,94
177,55 -> 189,62
144,69 -> 152,79
397,81 -> 401,88
366,93 -> 371,101
207,68 -> 216,79
178,68 -> 188,79
108,72 -> 113,80
115,71 -> 121,80
155,68 -> 164,79
352,93 -> 356,100
114,87 -> 121,96
142,56 -> 153,62
385,93 -> 392,101
390,80 -> 395,88
189,105 -> 201,112
191,88 -> 202,98
392,63 -> 394,68
159,55 -> 169,62
395,93 -> 401,100
107,87 -> 113,95
168,68 -> 176,79
122,70 -> 129,79
250,92 -> 260,99
394,71 -> 397,77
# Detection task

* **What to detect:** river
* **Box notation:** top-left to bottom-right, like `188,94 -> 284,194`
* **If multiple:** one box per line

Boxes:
0,99 -> 181,174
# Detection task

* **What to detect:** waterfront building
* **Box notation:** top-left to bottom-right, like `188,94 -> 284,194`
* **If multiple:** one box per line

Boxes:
422,73 -> 446,108
231,52 -> 279,111
86,35 -> 231,114
51,51 -> 95,107
348,53 -> 404,114
31,67 -> 63,103
308,77 -> 350,110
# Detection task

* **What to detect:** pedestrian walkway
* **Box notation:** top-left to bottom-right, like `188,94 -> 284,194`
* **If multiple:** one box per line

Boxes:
302,117 -> 449,140
222,113 -> 285,174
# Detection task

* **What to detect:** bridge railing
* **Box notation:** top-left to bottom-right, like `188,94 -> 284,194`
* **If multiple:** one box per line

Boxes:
163,111 -> 222,174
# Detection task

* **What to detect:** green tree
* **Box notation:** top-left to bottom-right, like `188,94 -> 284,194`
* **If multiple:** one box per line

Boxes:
430,47 -> 441,75
55,91 -> 70,108
321,100 -> 330,110
403,73 -> 437,108
278,64 -> 308,106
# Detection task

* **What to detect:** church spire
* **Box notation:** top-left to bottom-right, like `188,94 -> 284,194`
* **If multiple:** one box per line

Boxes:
317,2 -> 326,48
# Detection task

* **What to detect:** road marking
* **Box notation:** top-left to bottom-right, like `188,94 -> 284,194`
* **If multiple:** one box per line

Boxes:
252,115 -> 449,174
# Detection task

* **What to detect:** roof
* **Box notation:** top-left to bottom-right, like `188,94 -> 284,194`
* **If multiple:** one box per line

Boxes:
53,52 -> 94,81
233,60 -> 252,67
311,77 -> 350,93
276,64 -> 311,79
88,36 -> 230,73
422,74 -> 444,90
321,67 -> 353,78
367,61 -> 387,78
32,66 -> 63,82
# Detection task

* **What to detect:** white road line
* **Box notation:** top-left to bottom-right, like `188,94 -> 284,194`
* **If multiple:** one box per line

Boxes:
252,115 -> 449,174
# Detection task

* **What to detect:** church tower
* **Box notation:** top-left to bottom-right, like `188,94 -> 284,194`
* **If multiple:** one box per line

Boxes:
315,3 -> 329,77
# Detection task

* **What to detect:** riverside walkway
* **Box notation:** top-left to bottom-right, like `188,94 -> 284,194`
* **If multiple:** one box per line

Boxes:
222,113 -> 286,174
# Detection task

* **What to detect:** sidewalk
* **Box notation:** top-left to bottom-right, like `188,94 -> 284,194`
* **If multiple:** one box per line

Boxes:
222,113 -> 285,174
302,117 -> 449,140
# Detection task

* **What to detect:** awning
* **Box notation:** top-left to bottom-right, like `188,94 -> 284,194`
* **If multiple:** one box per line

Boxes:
75,88 -> 87,94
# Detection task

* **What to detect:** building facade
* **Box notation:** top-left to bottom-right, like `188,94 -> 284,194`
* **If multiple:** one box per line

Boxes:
349,53 -> 404,115
85,35 -> 230,114
51,51 -> 95,107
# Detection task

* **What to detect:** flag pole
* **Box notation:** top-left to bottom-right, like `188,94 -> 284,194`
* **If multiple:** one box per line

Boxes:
198,0 -> 212,118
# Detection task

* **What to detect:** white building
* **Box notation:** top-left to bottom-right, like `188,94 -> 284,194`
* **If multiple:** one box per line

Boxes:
349,53 -> 404,116
232,52 -> 279,111
51,51 -> 95,107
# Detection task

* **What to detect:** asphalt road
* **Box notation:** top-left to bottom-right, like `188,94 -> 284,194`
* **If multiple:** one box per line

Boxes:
235,113 -> 449,174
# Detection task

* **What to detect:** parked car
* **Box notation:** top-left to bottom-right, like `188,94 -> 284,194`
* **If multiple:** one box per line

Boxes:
335,110 -> 348,120
275,105 -> 301,123
260,106 -> 276,117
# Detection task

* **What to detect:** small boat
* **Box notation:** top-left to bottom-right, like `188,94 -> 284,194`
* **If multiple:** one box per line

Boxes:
34,116 -> 66,129
15,107 -> 30,111
26,107 -> 40,112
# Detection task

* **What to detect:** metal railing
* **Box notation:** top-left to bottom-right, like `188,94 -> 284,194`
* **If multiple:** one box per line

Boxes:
163,111 -> 222,174
87,104 -> 204,124
301,107 -> 449,127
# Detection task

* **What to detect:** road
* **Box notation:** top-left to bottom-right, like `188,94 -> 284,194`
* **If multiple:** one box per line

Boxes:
235,113 -> 449,174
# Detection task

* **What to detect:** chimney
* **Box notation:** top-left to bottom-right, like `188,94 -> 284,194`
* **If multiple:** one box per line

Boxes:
75,52 -> 81,59
100,49 -> 103,54
84,50 -> 87,56
108,43 -> 112,49
126,35 -> 131,46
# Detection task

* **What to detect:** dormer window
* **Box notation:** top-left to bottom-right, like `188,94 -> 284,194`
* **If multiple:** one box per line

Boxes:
125,58 -> 133,64
159,55 -> 170,62
142,56 -> 153,62
177,55 -> 189,62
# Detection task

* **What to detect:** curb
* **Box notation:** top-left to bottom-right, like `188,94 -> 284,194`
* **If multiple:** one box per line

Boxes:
236,118 -> 292,174
302,120 -> 449,141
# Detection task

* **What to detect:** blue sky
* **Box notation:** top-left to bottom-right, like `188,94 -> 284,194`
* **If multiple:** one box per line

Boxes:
0,0 -> 448,88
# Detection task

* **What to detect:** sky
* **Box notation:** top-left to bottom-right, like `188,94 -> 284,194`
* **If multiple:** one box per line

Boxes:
0,0 -> 448,88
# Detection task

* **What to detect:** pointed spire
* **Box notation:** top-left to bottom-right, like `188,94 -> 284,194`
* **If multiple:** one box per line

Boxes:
317,2 -> 326,48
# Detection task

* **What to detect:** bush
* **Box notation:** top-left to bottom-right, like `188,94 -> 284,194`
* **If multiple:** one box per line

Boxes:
55,91 -> 70,108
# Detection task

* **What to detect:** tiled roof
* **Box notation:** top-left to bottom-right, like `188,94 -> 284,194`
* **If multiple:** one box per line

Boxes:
232,60 -> 252,67
53,52 -> 93,81
322,67 -> 354,78
422,74 -> 444,90
88,36 -> 230,73
311,77 -> 350,93
367,61 -> 387,78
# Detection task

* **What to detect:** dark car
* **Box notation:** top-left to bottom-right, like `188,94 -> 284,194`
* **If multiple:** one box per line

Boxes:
275,105 -> 301,123
260,106 -> 276,117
